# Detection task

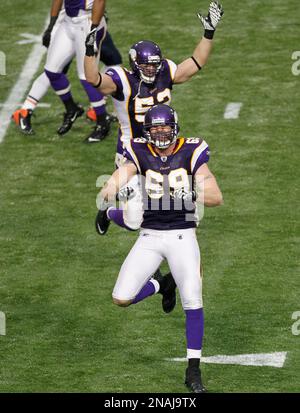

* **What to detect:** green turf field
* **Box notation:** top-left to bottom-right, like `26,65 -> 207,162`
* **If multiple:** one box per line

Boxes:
0,0 -> 299,393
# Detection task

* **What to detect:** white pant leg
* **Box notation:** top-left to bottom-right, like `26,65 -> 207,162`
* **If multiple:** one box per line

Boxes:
25,72 -> 50,103
112,230 -> 164,301
164,229 -> 203,310
74,15 -> 107,79
45,19 -> 76,73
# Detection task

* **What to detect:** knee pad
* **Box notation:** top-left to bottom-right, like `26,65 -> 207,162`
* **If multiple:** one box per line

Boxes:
112,297 -> 132,307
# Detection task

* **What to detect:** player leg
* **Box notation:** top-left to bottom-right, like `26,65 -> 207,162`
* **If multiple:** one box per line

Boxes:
12,10 -> 70,135
11,72 -> 50,135
112,230 -> 164,306
45,20 -> 84,135
100,31 -> 123,67
164,228 -> 206,393
112,229 -> 176,315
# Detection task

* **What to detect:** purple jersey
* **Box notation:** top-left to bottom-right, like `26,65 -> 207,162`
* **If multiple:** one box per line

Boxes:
105,59 -> 177,153
65,0 -> 93,17
124,137 -> 210,230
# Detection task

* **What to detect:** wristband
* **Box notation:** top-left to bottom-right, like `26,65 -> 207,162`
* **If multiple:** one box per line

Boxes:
204,29 -> 215,40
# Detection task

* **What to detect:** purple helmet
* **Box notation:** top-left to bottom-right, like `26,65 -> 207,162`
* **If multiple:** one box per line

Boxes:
143,104 -> 179,149
129,40 -> 162,84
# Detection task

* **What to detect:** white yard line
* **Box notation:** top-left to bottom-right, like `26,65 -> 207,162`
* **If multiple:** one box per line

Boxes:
0,103 -> 51,108
0,311 -> 6,336
0,17 -> 49,143
166,351 -> 287,368
224,102 -> 243,119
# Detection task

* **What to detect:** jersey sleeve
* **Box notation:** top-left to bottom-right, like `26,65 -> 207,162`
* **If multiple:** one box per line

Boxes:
122,142 -> 141,173
104,67 -> 124,101
165,59 -> 177,83
191,140 -> 210,175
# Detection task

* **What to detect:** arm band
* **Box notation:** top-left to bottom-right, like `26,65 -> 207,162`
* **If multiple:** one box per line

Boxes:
93,72 -> 102,88
191,56 -> 202,71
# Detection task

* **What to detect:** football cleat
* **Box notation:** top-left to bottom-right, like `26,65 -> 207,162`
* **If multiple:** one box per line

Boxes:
84,115 -> 112,143
185,367 -> 207,393
12,109 -> 34,135
86,107 -> 118,123
57,105 -> 84,135
95,207 -> 111,235
86,107 -> 97,122
153,271 -> 177,313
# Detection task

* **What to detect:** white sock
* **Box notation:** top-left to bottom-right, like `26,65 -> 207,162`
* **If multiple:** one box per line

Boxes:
149,278 -> 160,294
23,72 -> 50,110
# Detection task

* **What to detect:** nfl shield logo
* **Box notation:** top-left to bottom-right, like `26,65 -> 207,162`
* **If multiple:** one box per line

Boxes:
161,156 -> 167,162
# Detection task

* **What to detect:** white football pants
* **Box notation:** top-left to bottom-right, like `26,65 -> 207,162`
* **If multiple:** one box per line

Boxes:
112,228 -> 203,310
45,11 -> 106,79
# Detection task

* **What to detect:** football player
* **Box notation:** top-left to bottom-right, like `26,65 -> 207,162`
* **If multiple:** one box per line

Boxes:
11,25 -> 122,135
98,104 -> 223,393
42,0 -> 113,142
85,1 -> 224,230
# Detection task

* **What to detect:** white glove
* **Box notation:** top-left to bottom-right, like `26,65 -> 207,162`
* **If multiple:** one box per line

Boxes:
173,188 -> 196,202
117,186 -> 135,202
85,26 -> 98,57
198,1 -> 224,32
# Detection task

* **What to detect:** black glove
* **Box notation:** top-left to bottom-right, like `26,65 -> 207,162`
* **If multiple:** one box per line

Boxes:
85,24 -> 98,57
42,16 -> 58,48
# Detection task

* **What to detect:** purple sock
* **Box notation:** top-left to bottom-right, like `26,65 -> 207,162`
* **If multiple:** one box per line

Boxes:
185,308 -> 204,356
107,208 -> 134,231
45,69 -> 72,102
80,79 -> 106,116
132,281 -> 156,304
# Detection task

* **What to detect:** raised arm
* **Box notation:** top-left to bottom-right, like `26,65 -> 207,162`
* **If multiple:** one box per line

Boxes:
84,55 -> 118,94
174,1 -> 224,84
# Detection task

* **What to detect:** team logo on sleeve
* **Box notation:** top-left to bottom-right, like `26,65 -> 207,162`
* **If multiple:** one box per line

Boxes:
129,48 -> 137,62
